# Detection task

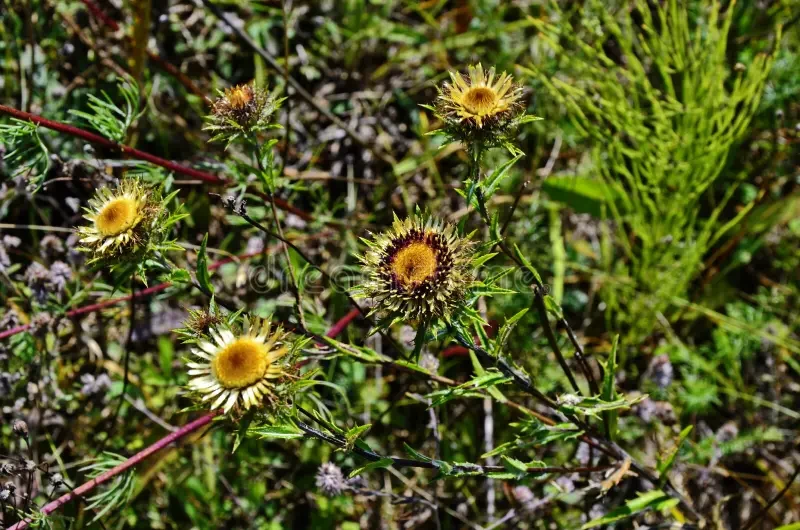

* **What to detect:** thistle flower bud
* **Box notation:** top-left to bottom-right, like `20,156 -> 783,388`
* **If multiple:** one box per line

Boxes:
12,419 -> 28,438
184,308 -> 223,336
204,83 -> 281,146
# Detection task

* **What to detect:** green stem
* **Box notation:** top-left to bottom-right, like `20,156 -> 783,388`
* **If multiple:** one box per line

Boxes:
411,321 -> 429,363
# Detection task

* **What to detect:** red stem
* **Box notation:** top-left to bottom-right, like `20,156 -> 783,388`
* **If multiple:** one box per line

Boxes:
0,238 -> 318,341
325,308 -> 361,338
6,410 -> 222,530
0,104 -> 314,221
3,265 -> 363,528
80,0 -> 120,31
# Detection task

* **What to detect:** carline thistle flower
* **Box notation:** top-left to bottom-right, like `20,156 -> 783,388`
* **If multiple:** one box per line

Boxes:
204,83 -> 281,146
185,316 -> 296,414
77,179 -> 164,264
432,63 -> 527,146
356,214 -> 476,326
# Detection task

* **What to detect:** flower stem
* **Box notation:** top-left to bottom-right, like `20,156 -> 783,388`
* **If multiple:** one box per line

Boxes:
411,321 -> 429,363
6,411 -> 222,530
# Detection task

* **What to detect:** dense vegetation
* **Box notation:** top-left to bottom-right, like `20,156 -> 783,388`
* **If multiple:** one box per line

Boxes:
0,1 -> 798,528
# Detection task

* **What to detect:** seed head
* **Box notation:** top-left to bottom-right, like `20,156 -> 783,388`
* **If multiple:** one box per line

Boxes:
315,462 -> 346,497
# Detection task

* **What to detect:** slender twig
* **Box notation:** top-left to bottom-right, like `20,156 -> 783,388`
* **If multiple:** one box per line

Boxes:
0,233 -> 330,342
297,406 -> 612,476
250,134 -> 307,331
741,457 -> 800,530
325,308 -> 361,339
0,224 -> 74,233
475,187 -> 581,394
197,0 -> 396,167
0,104 -> 314,223
79,0 -> 211,104
6,411 -> 222,530
102,280 -> 138,454
232,206 -> 409,359
451,329 -> 701,521
470,168 -> 698,515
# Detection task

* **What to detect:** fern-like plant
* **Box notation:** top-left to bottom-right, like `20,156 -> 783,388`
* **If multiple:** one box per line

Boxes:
522,0 -> 782,344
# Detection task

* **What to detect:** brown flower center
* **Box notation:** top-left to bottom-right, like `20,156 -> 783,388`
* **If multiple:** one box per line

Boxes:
392,241 -> 437,287
225,85 -> 254,110
212,338 -> 269,388
95,197 -> 138,237
462,87 -> 498,116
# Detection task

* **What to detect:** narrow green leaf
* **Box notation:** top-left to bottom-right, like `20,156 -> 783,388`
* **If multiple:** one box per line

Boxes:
543,295 -> 564,320
501,455 -> 528,479
403,443 -> 433,463
157,336 -> 173,378
581,491 -> 677,529
197,233 -> 213,295
249,424 -> 304,440
512,243 -> 543,285
483,154 -> 523,198
471,252 -> 498,268
345,424 -> 372,445
657,425 -> 693,487
348,457 -> 394,478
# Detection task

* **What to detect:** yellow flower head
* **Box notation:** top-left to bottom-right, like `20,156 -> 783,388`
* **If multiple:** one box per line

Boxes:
77,179 -> 161,263
205,82 -> 280,146
433,64 -> 525,145
186,317 -> 295,414
355,214 -> 475,324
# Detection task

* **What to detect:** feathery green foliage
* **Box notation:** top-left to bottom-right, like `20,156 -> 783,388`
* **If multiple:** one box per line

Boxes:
523,0 -> 782,342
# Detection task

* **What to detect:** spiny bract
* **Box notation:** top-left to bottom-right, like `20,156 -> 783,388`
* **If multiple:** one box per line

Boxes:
355,214 -> 476,325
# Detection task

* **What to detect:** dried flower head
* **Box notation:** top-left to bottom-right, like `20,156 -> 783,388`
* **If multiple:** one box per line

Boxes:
315,463 -> 346,497
12,419 -> 28,438
48,261 -> 72,293
184,308 -> 223,337
431,64 -> 531,147
24,262 -> 50,304
185,316 -> 296,414
39,234 -> 64,260
77,179 -> 178,267
356,214 -> 475,325
204,83 -> 281,146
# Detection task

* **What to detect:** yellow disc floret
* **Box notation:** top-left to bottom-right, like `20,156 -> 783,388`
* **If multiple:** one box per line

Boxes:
224,84 -> 255,110
392,241 -> 437,288
186,317 -> 293,414
461,86 -> 499,117
94,197 -> 139,236
212,338 -> 269,389
356,214 -> 475,323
